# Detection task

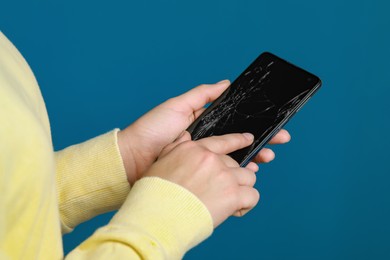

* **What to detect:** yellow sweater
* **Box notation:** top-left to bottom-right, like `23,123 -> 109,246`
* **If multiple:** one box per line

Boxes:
0,31 -> 213,259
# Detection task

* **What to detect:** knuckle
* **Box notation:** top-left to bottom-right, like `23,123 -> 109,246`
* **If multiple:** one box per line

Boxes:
240,169 -> 256,186
248,172 -> 257,186
242,188 -> 260,209
240,133 -> 248,142
195,84 -> 208,96
219,169 -> 234,182
231,134 -> 249,149
225,185 -> 240,203
164,97 -> 178,106
201,151 -> 219,164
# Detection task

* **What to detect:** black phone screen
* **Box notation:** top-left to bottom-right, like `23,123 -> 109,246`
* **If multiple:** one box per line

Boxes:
187,52 -> 321,166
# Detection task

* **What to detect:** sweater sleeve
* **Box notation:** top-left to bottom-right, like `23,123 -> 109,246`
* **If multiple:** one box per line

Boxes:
55,129 -> 130,233
66,177 -> 214,260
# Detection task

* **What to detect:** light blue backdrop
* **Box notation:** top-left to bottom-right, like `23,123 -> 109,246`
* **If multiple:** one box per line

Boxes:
1,0 -> 389,259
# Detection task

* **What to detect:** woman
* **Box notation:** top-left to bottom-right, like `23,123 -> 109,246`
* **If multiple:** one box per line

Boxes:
0,31 -> 290,259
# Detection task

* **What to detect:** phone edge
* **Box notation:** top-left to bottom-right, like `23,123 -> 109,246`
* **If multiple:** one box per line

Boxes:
239,79 -> 322,167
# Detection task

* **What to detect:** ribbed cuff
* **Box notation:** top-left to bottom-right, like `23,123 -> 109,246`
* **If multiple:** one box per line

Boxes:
109,177 -> 213,259
56,129 -> 130,233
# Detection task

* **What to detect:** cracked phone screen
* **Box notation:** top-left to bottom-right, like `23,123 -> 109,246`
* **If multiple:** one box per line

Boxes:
187,52 -> 321,166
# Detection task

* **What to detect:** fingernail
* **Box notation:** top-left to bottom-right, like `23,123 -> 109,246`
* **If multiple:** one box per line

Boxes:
216,79 -> 230,84
267,149 -> 276,161
243,133 -> 254,141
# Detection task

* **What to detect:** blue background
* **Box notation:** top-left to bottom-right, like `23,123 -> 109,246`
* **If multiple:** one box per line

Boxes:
1,0 -> 389,259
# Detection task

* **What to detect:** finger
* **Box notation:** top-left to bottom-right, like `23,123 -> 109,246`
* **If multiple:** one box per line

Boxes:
197,133 -> 254,155
185,107 -> 207,128
194,107 -> 207,119
220,154 -> 240,168
245,162 -> 259,172
252,148 -> 275,164
160,131 -> 192,157
174,80 -> 230,113
268,129 -> 291,144
233,187 -> 260,217
232,168 -> 257,187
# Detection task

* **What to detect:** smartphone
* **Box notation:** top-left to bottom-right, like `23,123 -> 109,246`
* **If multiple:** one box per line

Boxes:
187,52 -> 322,166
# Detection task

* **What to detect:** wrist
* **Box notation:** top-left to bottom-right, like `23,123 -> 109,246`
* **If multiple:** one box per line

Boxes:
117,129 -> 138,185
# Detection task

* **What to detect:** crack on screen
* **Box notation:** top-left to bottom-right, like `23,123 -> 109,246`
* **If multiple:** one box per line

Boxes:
192,61 -> 274,139
190,60 -> 311,163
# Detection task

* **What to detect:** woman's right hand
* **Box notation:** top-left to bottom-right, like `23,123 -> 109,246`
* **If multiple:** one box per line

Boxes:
144,131 -> 260,228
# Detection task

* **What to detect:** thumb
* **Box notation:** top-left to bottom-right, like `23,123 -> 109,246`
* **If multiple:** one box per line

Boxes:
176,80 -> 231,112
160,131 -> 192,157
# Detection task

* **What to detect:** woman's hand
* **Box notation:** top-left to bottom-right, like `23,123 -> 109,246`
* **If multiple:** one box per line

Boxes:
144,131 -> 260,227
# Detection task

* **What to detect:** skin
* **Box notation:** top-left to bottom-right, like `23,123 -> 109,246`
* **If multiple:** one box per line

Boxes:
117,80 -> 291,227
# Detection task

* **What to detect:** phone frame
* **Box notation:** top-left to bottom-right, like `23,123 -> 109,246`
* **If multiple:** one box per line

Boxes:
187,52 -> 322,167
